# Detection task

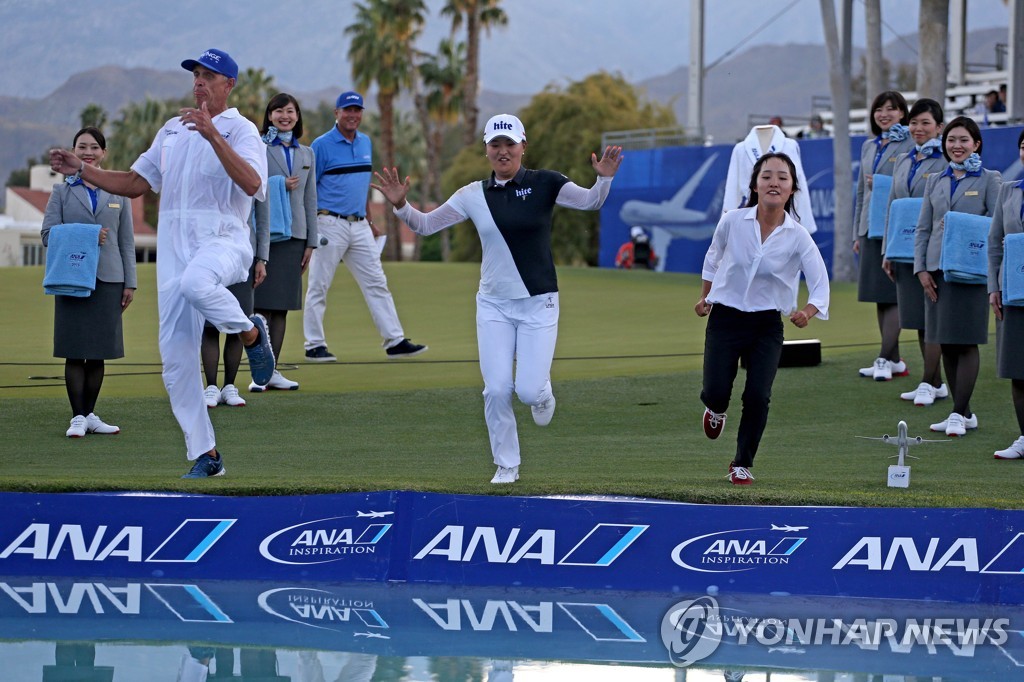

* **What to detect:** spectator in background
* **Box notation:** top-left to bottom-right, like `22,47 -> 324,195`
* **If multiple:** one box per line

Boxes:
798,114 -> 829,139
42,127 -> 136,438
768,115 -> 786,136
986,90 -> 1006,114
616,226 -> 658,269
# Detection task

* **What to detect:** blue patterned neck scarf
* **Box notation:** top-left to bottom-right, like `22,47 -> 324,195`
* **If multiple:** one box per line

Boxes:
949,152 -> 982,173
883,123 -> 909,142
262,126 -> 295,146
915,137 -> 942,156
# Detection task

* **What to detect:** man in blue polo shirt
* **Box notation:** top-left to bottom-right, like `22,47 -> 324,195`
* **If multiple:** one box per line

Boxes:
302,90 -> 427,361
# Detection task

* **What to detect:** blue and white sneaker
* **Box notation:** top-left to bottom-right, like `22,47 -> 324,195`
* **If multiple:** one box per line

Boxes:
182,452 -> 225,479
245,314 -> 275,387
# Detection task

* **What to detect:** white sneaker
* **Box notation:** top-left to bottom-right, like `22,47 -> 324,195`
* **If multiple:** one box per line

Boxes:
204,384 -> 221,408
945,412 -> 967,437
995,436 -> 1024,460
900,385 -> 918,401
890,359 -> 908,376
490,465 -> 520,484
220,384 -> 246,407
935,383 -> 949,399
85,413 -> 119,434
66,415 -> 87,438
266,370 -> 299,390
913,383 -> 936,406
531,393 -> 556,426
859,359 -> 882,377
931,412 -> 978,432
872,358 -> 892,381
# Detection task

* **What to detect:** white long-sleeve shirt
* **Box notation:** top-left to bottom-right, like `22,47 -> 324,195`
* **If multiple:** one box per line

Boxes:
395,169 -> 612,299
703,207 -> 830,318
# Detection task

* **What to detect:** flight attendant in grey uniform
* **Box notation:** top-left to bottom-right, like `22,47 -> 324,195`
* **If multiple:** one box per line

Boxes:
372,114 -> 623,484
42,127 -> 137,438
988,129 -> 1024,460
855,91 -> 913,381
881,98 -> 948,406
915,116 -> 1001,437
252,93 -> 318,391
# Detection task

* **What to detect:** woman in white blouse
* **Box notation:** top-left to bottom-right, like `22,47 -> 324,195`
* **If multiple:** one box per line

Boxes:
695,152 -> 830,485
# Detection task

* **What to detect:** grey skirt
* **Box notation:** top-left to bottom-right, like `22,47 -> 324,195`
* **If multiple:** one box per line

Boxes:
204,265 -> 254,329
997,305 -> 1024,379
893,261 -> 926,330
923,271 -> 990,345
857,235 -> 897,303
255,238 -> 306,311
53,280 -> 125,360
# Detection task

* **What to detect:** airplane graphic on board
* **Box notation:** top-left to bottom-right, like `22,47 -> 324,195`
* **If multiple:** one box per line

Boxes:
617,153 -> 723,271
357,510 -> 394,518
770,524 -> 809,532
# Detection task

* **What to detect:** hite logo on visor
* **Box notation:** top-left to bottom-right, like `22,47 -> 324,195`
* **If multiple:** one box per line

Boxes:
493,120 -> 514,132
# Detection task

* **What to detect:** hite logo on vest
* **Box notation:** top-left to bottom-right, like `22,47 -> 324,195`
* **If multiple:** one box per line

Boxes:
413,523 -> 647,566
259,513 -> 393,565
515,187 -> 532,199
0,519 -> 235,563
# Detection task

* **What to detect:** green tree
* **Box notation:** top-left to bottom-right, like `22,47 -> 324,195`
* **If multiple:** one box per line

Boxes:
347,0 -> 427,261
5,153 -> 49,188
230,67 -> 277,127
79,103 -> 108,130
416,37 -> 466,260
442,72 -> 676,265
442,0 -> 508,147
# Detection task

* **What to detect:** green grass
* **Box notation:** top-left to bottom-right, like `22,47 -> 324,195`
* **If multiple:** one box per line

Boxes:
1,262 -> 1019,507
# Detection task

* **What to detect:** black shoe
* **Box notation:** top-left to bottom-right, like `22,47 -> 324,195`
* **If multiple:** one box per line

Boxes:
305,346 -> 337,362
386,338 -> 428,358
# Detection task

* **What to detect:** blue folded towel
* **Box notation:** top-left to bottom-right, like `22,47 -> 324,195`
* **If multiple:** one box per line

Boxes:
940,211 -> 991,284
268,175 -> 292,242
43,223 -> 101,297
867,174 -> 893,239
1003,232 -> 1024,306
884,197 -> 922,263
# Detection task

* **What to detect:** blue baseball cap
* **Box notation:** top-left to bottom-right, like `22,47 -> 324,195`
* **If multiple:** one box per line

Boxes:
181,48 -> 238,80
336,91 -> 365,109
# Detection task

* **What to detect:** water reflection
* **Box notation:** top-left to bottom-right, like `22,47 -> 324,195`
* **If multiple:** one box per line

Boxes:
3,577 -> 1020,680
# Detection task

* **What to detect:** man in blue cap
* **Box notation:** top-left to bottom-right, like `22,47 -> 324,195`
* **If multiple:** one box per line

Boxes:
50,48 -> 272,479
302,90 -> 427,361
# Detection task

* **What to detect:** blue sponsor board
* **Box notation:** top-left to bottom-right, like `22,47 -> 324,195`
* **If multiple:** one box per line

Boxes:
600,125 -> 1024,276
1,577 -> 1022,677
2,492 -> 1024,604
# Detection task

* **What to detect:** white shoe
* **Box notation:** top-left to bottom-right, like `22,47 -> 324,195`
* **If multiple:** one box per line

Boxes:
913,383 -> 936,406
490,465 -> 520,484
66,415 -> 87,438
85,413 -> 119,434
945,412 -> 967,437
266,370 -> 299,390
872,357 -> 892,381
900,385 -> 918,401
204,384 -> 221,408
890,359 -> 908,376
859,359 -> 882,377
220,384 -> 246,407
935,383 -> 949,399
531,392 -> 556,426
930,412 -> 978,432
995,436 -> 1024,460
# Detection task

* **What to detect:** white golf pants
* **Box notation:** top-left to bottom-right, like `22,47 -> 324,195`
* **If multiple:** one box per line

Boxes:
477,291 -> 558,468
303,215 -> 404,350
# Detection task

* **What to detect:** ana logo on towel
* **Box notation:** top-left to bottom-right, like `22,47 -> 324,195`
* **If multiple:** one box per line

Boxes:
68,252 -> 87,266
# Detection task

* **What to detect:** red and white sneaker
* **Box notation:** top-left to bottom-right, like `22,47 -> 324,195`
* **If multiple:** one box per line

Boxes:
727,463 -> 755,485
994,436 -> 1024,460
703,408 -> 727,440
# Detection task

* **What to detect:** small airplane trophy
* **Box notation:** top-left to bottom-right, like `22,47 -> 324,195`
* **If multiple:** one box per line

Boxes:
857,420 -> 947,488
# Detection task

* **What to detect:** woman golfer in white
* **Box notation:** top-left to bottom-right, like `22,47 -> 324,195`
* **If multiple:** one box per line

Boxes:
373,114 -> 622,484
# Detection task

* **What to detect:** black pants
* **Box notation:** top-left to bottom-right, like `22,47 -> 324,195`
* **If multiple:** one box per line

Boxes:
701,305 -> 784,468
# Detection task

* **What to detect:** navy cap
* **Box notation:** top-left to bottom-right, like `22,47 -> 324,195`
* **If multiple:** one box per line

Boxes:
336,91 -> 365,109
181,48 -> 239,80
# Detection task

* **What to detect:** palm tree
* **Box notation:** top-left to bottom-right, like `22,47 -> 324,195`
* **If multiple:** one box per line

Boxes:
417,38 -> 466,260
230,67 -> 277,125
347,0 -> 426,260
441,0 -> 508,147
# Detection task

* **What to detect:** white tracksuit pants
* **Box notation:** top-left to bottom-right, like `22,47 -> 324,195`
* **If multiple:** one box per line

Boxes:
477,292 -> 559,468
303,214 -> 404,350
159,237 -> 253,460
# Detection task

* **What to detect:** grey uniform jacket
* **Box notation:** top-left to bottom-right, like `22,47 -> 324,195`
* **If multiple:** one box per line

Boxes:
254,143 -> 319,251
854,135 -> 914,238
914,168 -> 1002,274
988,181 -> 1024,293
41,182 -> 137,289
881,150 -> 946,253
